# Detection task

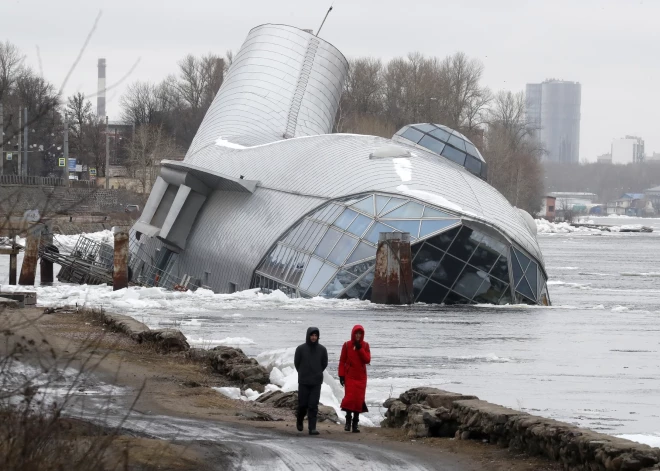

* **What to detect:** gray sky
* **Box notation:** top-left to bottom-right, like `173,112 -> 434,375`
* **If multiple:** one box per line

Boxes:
2,0 -> 658,161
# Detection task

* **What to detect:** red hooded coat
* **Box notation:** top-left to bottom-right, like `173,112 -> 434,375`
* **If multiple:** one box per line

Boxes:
338,325 -> 371,413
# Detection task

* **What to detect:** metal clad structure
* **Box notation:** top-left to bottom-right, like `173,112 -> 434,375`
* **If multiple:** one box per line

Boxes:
131,24 -> 548,305
186,24 -> 348,152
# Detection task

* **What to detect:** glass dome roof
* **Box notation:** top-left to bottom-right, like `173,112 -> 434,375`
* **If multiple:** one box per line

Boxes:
392,123 -> 487,180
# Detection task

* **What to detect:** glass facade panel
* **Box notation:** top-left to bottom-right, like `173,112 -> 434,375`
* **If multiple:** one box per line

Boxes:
307,263 -> 338,295
490,253 -> 510,283
412,272 -> 429,300
514,248 -> 532,273
468,235 -> 503,273
327,233 -> 359,266
431,253 -> 465,286
300,221 -> 327,252
347,214 -> 372,237
464,155 -> 482,175
429,127 -> 451,141
464,141 -> 480,158
452,264 -> 489,300
526,261 -> 539,299
426,226 -> 460,251
412,123 -> 437,133
443,290 -> 472,305
383,201 -> 424,218
412,243 -> 444,277
417,279 -> 449,304
511,250 -> 524,286
447,134 -> 467,151
381,219 -> 420,238
375,195 -> 391,215
365,222 -> 399,244
299,256 -> 324,291
446,226 -> 480,261
422,206 -> 453,218
344,269 -> 374,299
401,127 -> 424,143
516,276 -> 536,302
285,252 -> 309,285
320,270 -> 358,297
345,259 -> 375,277
378,197 -> 407,216
411,242 -> 423,259
333,209 -> 358,230
441,145 -> 467,165
284,220 -> 307,245
314,228 -> 342,258
346,241 -> 376,264
473,276 -> 509,304
418,135 -> 445,155
351,195 -> 375,215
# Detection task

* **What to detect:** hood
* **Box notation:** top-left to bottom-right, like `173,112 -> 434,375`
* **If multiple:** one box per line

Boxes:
306,326 -> 320,345
351,324 -> 365,342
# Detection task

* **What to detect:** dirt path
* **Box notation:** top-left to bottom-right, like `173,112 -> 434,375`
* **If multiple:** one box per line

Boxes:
0,307 -> 562,470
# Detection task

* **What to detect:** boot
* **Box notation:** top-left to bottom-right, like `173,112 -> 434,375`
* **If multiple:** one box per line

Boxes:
344,412 -> 352,432
351,413 -> 360,433
296,407 -> 305,432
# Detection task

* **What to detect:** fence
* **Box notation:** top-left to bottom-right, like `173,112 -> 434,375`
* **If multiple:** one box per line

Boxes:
0,175 -> 93,188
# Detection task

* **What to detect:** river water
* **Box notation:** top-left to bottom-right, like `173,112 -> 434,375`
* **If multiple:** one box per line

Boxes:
1,217 -> 659,445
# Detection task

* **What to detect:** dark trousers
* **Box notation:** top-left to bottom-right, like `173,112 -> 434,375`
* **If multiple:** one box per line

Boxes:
297,383 -> 322,430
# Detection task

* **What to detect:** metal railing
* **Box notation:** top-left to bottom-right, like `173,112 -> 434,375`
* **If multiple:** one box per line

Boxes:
0,175 -> 93,187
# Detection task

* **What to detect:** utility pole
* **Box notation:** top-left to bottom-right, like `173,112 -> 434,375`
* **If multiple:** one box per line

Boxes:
105,116 -> 110,189
0,102 -> 4,177
17,108 -> 22,176
23,107 -> 28,176
63,118 -> 69,185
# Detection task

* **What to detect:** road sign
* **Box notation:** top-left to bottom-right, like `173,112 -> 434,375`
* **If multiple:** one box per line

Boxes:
6,153 -> 12,161
68,158 -> 77,171
90,167 -> 97,176
58,158 -> 65,167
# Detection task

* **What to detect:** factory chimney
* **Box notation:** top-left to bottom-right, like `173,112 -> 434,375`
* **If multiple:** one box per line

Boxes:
97,58 -> 106,118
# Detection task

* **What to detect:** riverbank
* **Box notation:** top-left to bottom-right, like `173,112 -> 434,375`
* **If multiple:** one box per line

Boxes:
0,306 -> 562,470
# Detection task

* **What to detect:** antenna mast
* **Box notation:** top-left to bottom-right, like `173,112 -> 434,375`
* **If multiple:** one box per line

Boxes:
316,5 -> 333,37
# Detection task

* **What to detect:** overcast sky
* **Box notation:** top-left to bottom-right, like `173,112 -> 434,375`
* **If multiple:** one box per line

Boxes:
2,0 -> 658,161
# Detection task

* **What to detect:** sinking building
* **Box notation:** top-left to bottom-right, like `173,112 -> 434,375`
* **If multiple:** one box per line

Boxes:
130,24 -> 550,306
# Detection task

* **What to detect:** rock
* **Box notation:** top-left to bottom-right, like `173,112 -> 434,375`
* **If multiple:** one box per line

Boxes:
318,406 -> 339,422
103,313 -> 151,340
138,329 -> 190,352
186,348 -> 216,363
256,390 -> 284,404
210,346 -> 270,385
399,387 -> 446,405
426,392 -> 479,409
0,297 -> 20,309
380,399 -> 409,428
272,391 -> 298,410
182,380 -> 201,388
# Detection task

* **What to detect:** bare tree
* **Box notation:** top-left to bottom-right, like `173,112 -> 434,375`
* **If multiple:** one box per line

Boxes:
0,41 -> 24,103
125,124 -> 178,193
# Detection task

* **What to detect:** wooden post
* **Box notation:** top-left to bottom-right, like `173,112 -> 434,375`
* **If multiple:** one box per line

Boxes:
371,232 -> 414,305
113,227 -> 129,290
40,229 -> 54,285
19,224 -> 42,286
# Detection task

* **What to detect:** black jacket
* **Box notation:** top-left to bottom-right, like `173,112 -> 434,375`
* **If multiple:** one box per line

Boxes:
294,327 -> 328,386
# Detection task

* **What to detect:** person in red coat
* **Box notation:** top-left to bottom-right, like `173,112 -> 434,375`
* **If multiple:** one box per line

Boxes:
338,324 -> 371,433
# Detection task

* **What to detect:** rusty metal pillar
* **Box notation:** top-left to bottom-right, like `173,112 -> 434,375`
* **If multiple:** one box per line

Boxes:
371,232 -> 414,305
113,227 -> 129,290
40,229 -> 54,285
19,224 -> 43,286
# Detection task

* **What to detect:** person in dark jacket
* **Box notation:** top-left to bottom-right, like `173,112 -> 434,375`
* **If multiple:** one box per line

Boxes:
294,326 -> 328,436
338,324 -> 371,433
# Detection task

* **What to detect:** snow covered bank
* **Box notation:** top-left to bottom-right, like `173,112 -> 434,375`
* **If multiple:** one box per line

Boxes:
536,219 -> 607,234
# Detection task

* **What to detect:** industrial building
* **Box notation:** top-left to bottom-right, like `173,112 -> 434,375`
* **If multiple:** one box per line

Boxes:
129,24 -> 549,306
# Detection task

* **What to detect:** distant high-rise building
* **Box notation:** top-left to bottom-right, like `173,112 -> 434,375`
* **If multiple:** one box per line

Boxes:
525,80 -> 581,163
97,58 -> 106,118
597,153 -> 612,164
611,136 -> 645,165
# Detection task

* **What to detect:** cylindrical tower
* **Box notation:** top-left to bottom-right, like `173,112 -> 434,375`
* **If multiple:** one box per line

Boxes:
186,24 -> 348,154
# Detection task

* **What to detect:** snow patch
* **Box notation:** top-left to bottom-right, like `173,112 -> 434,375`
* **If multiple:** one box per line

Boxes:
392,158 -> 412,182
395,185 -> 463,212
215,137 -> 247,149
616,434 -> 660,448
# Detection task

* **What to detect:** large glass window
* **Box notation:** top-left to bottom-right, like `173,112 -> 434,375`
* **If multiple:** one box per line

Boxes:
252,193 -> 546,305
